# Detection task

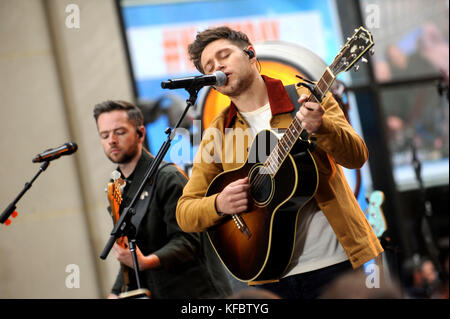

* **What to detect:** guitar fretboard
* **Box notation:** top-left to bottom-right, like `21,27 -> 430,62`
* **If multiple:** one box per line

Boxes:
264,68 -> 335,176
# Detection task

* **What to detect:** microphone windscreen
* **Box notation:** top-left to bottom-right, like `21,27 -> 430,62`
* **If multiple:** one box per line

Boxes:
214,71 -> 227,87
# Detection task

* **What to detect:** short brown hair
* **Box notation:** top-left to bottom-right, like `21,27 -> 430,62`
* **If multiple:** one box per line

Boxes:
188,26 -> 252,73
93,100 -> 143,128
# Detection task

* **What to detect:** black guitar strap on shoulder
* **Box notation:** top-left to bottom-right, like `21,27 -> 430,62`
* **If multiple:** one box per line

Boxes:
129,161 -> 173,237
284,84 -> 316,151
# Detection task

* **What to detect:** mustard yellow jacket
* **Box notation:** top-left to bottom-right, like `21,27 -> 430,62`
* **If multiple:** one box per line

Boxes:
176,75 -> 383,269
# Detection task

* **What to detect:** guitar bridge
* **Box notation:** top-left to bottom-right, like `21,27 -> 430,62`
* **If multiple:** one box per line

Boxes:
232,214 -> 252,239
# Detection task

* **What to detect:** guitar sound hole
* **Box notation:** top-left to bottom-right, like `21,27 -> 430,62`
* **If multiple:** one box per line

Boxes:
249,165 -> 273,205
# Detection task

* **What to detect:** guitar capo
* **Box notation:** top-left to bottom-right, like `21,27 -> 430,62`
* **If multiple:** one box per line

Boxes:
295,75 -> 323,103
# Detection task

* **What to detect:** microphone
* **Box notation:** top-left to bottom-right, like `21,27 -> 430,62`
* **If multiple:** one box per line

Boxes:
32,142 -> 78,163
161,71 -> 227,90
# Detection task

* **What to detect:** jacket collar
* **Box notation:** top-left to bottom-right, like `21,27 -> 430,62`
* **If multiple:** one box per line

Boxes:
224,75 -> 295,128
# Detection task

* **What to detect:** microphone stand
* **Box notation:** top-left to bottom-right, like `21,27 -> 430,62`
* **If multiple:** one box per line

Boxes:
0,161 -> 50,225
100,86 -> 200,295
411,141 -> 442,275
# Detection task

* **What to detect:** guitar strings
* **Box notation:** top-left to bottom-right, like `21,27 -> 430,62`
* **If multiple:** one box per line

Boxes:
248,116 -> 307,194
248,91 -> 319,195
245,67 -> 334,193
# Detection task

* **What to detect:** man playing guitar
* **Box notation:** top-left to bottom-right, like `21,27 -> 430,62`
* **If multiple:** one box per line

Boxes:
176,26 -> 383,299
94,100 -> 231,298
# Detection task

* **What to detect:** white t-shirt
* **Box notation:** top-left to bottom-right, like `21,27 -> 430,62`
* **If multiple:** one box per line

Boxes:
240,103 -> 272,138
282,199 -> 348,276
240,104 -> 348,277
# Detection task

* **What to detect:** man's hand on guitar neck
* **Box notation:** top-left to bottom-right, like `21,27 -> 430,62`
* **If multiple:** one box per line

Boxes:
112,242 -> 161,271
215,177 -> 250,215
296,94 -> 325,134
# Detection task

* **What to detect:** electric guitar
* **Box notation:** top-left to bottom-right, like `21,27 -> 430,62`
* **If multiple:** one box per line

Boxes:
206,26 -> 375,282
107,170 -> 130,292
365,190 -> 387,238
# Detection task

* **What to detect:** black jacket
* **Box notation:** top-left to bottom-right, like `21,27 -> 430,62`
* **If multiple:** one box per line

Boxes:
110,150 -> 231,298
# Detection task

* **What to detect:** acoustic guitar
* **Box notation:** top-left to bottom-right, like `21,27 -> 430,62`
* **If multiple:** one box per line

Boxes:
206,27 -> 375,282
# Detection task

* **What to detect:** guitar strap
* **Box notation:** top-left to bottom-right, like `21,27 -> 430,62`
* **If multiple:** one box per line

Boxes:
284,83 -> 313,144
285,84 -> 301,117
135,161 -> 173,237
120,152 -> 173,237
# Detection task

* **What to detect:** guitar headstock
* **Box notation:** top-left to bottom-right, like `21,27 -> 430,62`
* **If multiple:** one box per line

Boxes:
107,170 -> 126,224
365,190 -> 387,238
111,170 -> 126,194
330,26 -> 374,76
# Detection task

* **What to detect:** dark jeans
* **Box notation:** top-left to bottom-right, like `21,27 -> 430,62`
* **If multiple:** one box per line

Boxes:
259,260 -> 353,299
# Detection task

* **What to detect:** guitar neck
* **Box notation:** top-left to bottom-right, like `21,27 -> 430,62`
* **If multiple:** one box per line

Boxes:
265,68 -> 336,175
265,26 -> 375,176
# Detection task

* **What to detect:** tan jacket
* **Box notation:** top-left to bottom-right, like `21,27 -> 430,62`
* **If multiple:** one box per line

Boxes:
176,75 -> 383,269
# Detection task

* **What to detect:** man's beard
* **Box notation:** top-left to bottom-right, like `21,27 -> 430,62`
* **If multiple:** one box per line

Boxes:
220,70 -> 254,98
106,144 -> 139,164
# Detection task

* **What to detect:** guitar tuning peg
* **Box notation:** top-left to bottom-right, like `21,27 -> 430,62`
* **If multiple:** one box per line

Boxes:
354,28 -> 359,32
354,64 -> 360,72
361,57 -> 368,63
369,48 -> 375,56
